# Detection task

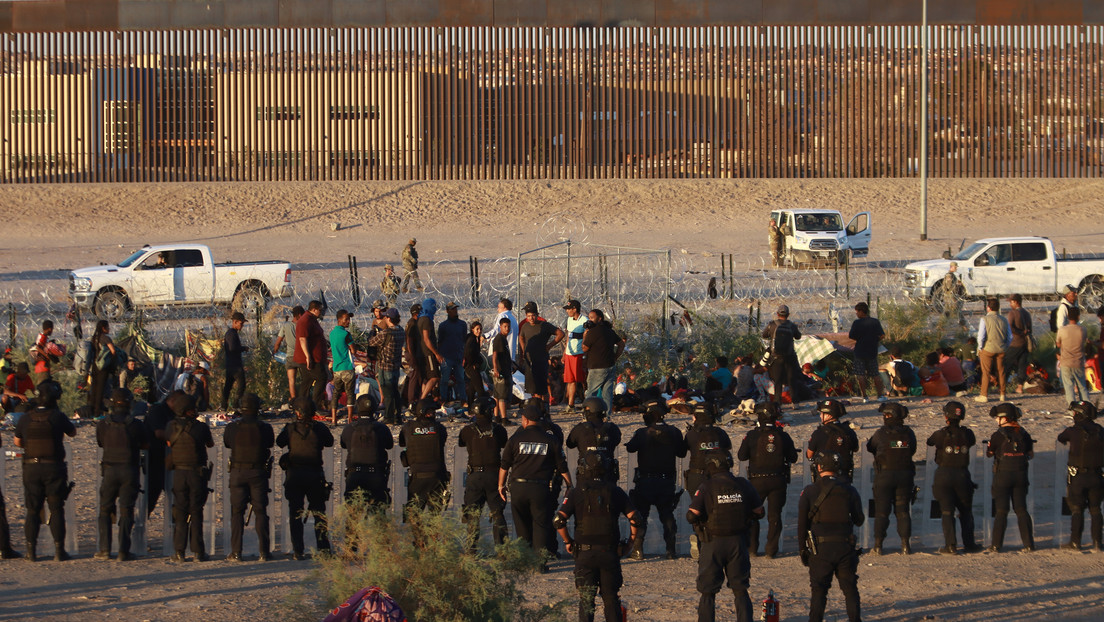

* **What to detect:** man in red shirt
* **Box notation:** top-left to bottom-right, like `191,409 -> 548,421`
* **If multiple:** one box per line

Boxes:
295,300 -> 328,412
31,320 -> 55,384
3,362 -> 35,412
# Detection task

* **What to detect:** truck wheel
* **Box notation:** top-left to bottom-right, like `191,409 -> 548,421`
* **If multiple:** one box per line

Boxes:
232,285 -> 268,317
94,291 -> 129,321
1080,278 -> 1104,310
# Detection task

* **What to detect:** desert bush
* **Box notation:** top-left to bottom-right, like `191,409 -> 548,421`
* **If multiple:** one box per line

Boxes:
620,312 -> 764,389
877,299 -> 953,364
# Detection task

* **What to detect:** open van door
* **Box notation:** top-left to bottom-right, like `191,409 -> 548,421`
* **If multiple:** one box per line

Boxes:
845,212 -> 871,257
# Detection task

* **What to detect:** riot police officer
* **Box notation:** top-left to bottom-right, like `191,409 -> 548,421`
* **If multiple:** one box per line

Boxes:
164,392 -> 214,562
567,397 -> 622,482
681,402 -> 732,559
625,399 -> 686,560
499,402 -> 571,558
798,451 -> 865,622
0,429 -> 19,559
224,393 -> 275,561
555,451 -> 641,622
1057,400 -> 1104,551
926,400 -> 980,554
399,398 -> 449,514
687,457 -> 764,622
276,397 -> 335,560
806,399 -> 858,481
737,401 -> 797,558
866,402 -> 917,555
14,380 -> 75,561
341,394 -> 394,506
528,397 -> 569,556
95,388 -> 148,561
459,397 -> 508,550
144,394 -> 175,517
986,402 -> 1035,553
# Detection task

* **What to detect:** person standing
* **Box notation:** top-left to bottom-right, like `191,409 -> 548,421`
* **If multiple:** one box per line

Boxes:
799,451 -> 865,622
416,299 -> 444,400
221,311 -> 249,413
95,388 -> 148,561
368,308 -> 405,425
89,319 -> 118,418
30,319 -> 55,384
737,402 -> 797,559
567,397 -> 622,483
687,457 -> 763,622
295,300 -> 328,411
518,302 -> 564,402
562,300 -> 587,413
276,398 -> 334,560
403,303 -> 424,410
223,393 -> 275,562
381,264 -> 401,306
768,218 -> 783,267
341,395 -> 394,506
866,402 -> 917,555
761,305 -> 803,408
459,397 -> 509,550
847,302 -> 886,402
806,399 -> 859,481
1056,306 -> 1090,404
582,309 -> 626,415
400,238 -> 422,293
926,401 -> 980,554
399,398 -> 450,515
1057,401 -> 1104,551
329,309 -> 357,425
0,429 -> 19,559
491,317 -> 514,424
986,402 -> 1035,553
625,400 -> 686,560
15,380 -> 76,561
463,320 -> 486,407
975,297 -> 1011,403
1005,294 -> 1033,393
272,305 -> 305,404
164,392 -> 215,562
941,262 -> 966,327
555,451 -> 640,622
437,301 -> 468,404
498,402 -> 571,558
1055,284 -> 1080,330
681,403 -> 732,560
487,298 -> 519,362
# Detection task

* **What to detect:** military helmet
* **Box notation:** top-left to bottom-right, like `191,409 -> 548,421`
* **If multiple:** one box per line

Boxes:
36,379 -> 63,407
878,401 -> 908,421
355,394 -> 378,417
703,455 -> 731,476
754,401 -> 781,424
989,402 -> 1021,422
582,397 -> 607,418
416,398 -> 438,418
642,399 -> 668,426
815,451 -> 843,472
1069,401 -> 1098,422
471,397 -> 496,420
817,399 -> 845,420
693,401 -> 717,424
170,392 -> 198,418
943,401 -> 966,421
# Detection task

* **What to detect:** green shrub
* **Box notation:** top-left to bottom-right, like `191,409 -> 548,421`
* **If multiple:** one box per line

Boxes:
620,312 -> 763,389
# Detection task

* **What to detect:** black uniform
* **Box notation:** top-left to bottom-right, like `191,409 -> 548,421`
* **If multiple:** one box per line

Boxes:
626,421 -> 686,556
15,406 -> 76,554
926,424 -> 978,550
689,472 -> 763,622
144,400 -> 174,516
682,423 -> 733,501
866,422 -> 917,548
808,421 -> 859,480
501,424 -> 569,555
399,416 -> 449,513
224,416 -> 275,557
986,424 -> 1035,550
165,415 -> 214,557
1057,420 -> 1104,548
341,418 -> 394,505
762,318 -> 802,406
557,479 -> 635,622
567,420 -> 622,481
737,423 -> 797,557
798,474 -> 865,622
96,409 -> 147,557
0,433 -> 14,558
276,419 -> 335,555
458,418 -> 509,547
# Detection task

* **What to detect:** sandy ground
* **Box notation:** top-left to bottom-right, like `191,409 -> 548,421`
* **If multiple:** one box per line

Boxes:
1,178 -> 1104,621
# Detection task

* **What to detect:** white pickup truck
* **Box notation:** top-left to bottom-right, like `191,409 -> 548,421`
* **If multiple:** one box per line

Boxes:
69,244 -> 293,320
770,209 -> 872,267
903,236 -> 1104,310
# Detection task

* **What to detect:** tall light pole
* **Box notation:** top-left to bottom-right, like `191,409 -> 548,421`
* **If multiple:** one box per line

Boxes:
919,0 -> 929,241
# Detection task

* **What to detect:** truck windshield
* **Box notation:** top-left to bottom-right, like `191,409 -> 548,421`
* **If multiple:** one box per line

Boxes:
952,242 -> 987,262
117,250 -> 148,268
794,214 -> 842,232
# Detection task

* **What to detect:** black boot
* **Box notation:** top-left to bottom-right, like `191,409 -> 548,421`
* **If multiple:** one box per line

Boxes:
629,527 -> 645,560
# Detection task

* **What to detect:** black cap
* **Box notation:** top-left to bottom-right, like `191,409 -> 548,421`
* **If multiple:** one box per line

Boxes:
522,301 -> 538,314
110,387 -> 133,406
563,299 -> 581,310
943,401 -> 966,420
416,398 -> 438,418
989,402 -> 1020,421
521,402 -> 545,422
355,394 -> 378,416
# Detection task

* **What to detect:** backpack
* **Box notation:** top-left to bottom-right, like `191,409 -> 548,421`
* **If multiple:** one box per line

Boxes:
752,427 -> 788,474
1051,301 -> 1077,333
178,372 -> 202,398
323,586 -> 407,622
101,417 -> 137,464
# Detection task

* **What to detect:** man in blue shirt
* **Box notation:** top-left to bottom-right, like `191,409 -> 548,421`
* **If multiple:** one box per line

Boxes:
437,301 -> 468,404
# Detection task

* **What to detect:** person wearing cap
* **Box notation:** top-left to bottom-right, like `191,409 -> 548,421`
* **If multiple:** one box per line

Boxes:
295,300 -> 328,412
221,311 -> 250,413
866,402 -> 917,555
986,402 -> 1035,552
737,402 -> 797,559
223,393 -> 275,561
272,305 -> 305,405
381,265 -> 401,306
367,299 -> 389,336
761,304 -> 803,408
582,308 -> 626,415
975,297 -> 1012,403
625,400 -> 686,560
15,379 -> 76,561
1055,284 -> 1080,330
164,392 -> 215,562
459,397 -> 509,550
941,262 -> 966,327
400,237 -> 422,293
329,309 -> 358,425
342,394 -> 394,506
562,299 -> 587,413
95,388 -> 148,561
399,398 -> 449,515
369,308 -> 406,425
404,302 -> 424,408
1056,305 -> 1089,404
848,302 -> 887,402
926,401 -> 980,554
276,397 -> 335,560
798,451 -> 865,622
30,319 -> 55,385
518,301 -> 565,402
806,400 -> 859,481
491,317 -> 515,424
437,301 -> 468,405
1057,401 -> 1104,551
498,401 -> 571,558
415,298 -> 445,401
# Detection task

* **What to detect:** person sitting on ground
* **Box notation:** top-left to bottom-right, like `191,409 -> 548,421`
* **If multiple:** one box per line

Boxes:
2,362 -> 34,413
939,347 -> 968,395
919,351 -> 951,397
733,356 -> 756,401
885,348 -> 922,397
705,356 -> 734,394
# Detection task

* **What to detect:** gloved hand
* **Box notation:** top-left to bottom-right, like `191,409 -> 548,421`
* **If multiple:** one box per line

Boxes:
800,549 -> 810,567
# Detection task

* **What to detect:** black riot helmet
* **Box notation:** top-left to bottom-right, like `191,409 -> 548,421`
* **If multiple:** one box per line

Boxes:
642,399 -> 668,426
989,402 -> 1021,422
755,401 -> 781,426
168,391 -> 198,419
582,397 -> 607,424
355,394 -> 378,418
703,456 -> 731,477
36,379 -> 62,408
693,401 -> 717,425
1069,401 -> 1098,423
943,401 -> 966,422
416,398 -> 438,419
109,387 -> 133,414
878,401 -> 908,425
577,449 -> 611,482
815,451 -> 843,473
471,397 -> 496,421
293,396 -> 316,422
817,399 -> 845,421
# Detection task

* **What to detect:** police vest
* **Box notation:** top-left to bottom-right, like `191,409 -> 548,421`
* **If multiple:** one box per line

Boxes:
810,480 -> 855,529
575,422 -> 616,457
935,426 -> 971,469
405,419 -> 443,471
101,415 -> 137,465
230,420 -> 267,468
749,426 -> 788,475
994,427 -> 1028,472
1071,423 -> 1104,470
689,425 -> 730,469
170,418 -> 200,468
636,425 -> 678,476
22,408 -> 57,460
876,425 -> 914,471
464,421 -> 502,468
704,474 -> 751,537
574,480 -> 619,545
347,421 -> 385,466
287,422 -> 323,468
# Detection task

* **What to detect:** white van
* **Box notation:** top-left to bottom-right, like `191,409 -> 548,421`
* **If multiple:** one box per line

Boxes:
770,209 -> 872,267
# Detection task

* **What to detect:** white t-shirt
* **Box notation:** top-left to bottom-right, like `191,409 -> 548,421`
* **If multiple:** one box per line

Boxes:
564,316 -> 587,356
